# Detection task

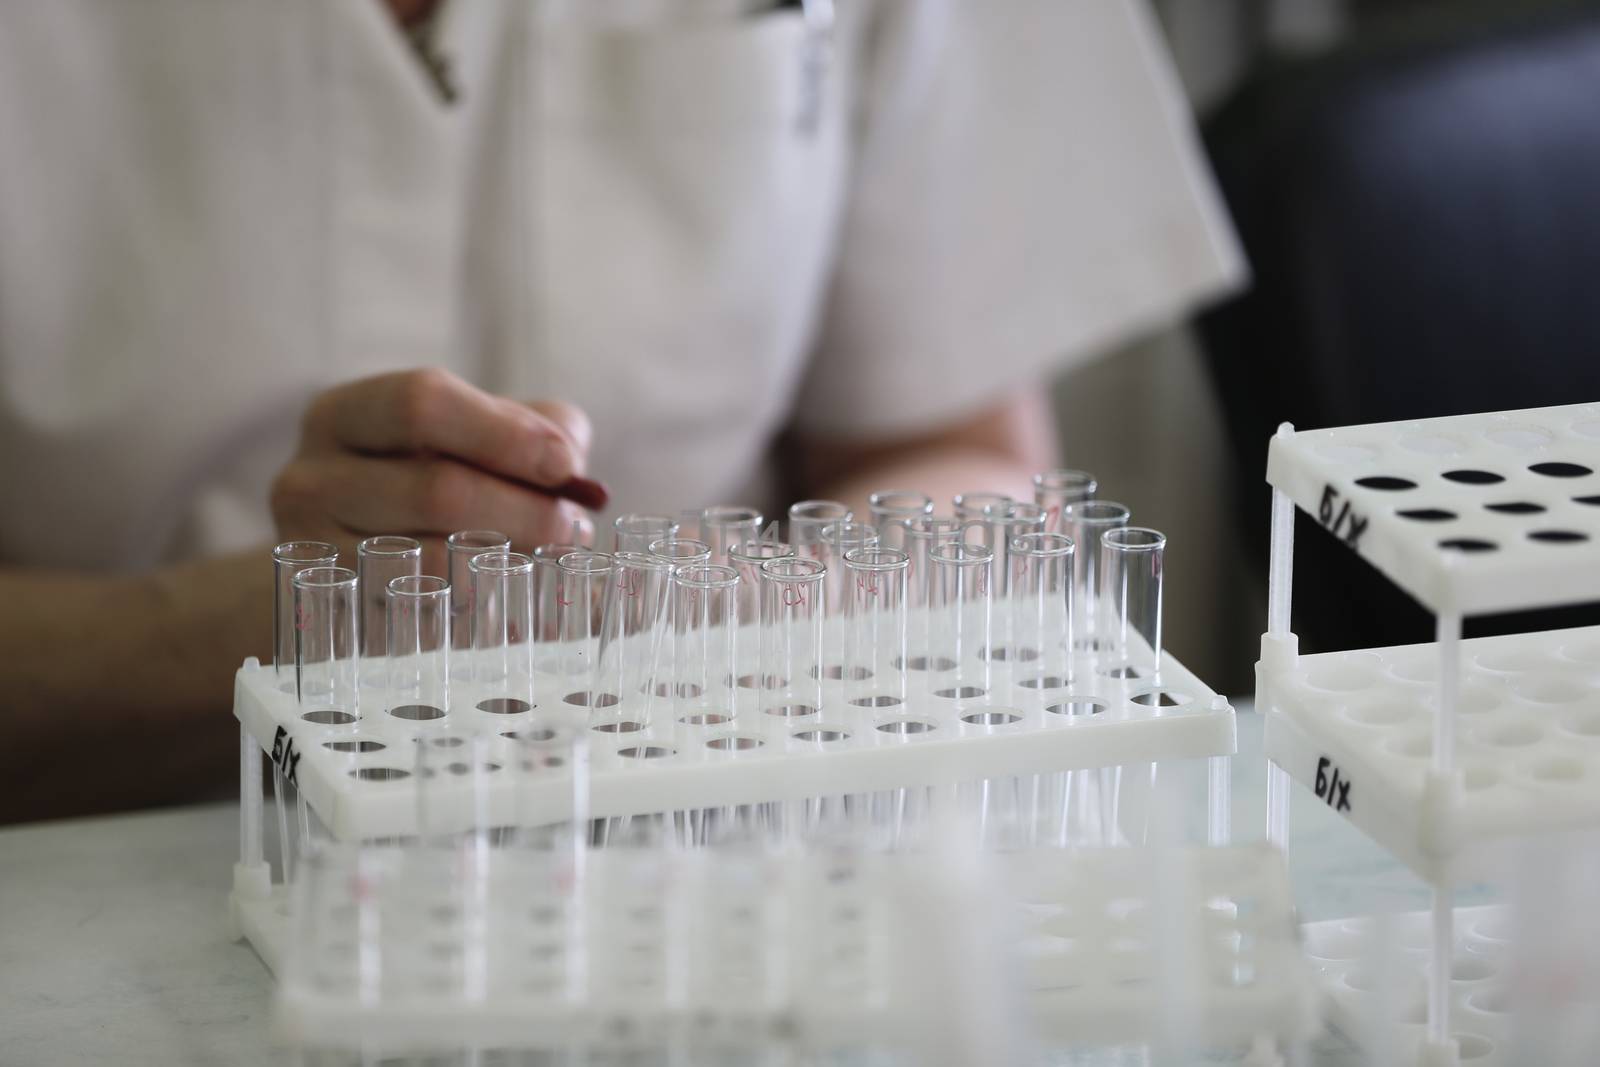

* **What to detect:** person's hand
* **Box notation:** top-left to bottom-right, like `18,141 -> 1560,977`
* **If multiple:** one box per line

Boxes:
271,369 -> 599,567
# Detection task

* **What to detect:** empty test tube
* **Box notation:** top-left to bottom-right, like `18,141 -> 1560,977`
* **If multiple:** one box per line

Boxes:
1062,501 -> 1130,653
727,539 -> 795,631
591,551 -> 675,733
357,536 -> 421,664
613,513 -> 679,555
273,541 -> 338,684
1033,469 -> 1097,534
972,501 -> 1047,664
532,542 -> 586,666
554,551 -> 612,681
1009,533 -> 1075,691
469,551 -> 535,712
927,542 -> 993,705
758,557 -> 826,720
648,537 -> 713,567
788,500 -> 852,557
386,574 -> 451,722
900,517 -> 963,671
446,531 -> 509,652
843,548 -> 909,717
1099,527 -> 1166,681
953,492 -> 1012,521
867,491 -> 933,552
671,564 -> 741,728
817,521 -> 879,616
293,565 -> 359,714
700,505 -> 763,563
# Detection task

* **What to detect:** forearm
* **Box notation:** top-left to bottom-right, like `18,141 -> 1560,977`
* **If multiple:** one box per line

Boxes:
1,549 -> 271,821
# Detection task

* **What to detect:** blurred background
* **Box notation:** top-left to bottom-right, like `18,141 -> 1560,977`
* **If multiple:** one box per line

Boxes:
1076,0 -> 1600,694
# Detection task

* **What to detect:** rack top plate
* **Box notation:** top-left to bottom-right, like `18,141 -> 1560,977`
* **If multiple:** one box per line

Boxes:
1266,402 -> 1600,615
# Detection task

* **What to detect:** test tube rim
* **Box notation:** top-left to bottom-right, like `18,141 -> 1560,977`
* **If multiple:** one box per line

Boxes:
1033,468 -> 1099,494
928,541 -> 994,566
388,574 -> 450,598
533,541 -> 588,561
818,520 -> 880,547
867,490 -> 935,515
760,556 -> 827,581
843,546 -> 910,571
788,499 -> 852,522
1011,532 -> 1076,558
953,491 -> 1014,517
554,549 -> 613,575
701,504 -> 764,525
356,535 -> 423,559
647,537 -> 713,562
273,540 -> 340,565
727,539 -> 796,563
467,550 -> 535,576
1102,526 -> 1167,552
610,550 -> 677,574
673,563 -> 741,589
980,499 -> 1049,524
291,564 -> 358,590
612,512 -> 679,534
445,529 -> 510,552
1062,500 -> 1132,525
900,516 -> 963,539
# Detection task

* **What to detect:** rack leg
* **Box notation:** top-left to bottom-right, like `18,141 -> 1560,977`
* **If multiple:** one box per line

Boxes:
1426,885 -> 1456,1057
240,724 -> 263,868
1207,755 -> 1231,846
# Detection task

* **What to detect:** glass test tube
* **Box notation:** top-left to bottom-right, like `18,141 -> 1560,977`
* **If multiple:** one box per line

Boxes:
817,521 -> 878,616
469,551 -> 535,712
648,537 -> 712,567
758,557 -> 826,720
1009,533 -> 1075,691
867,491 -> 933,552
953,492 -> 1013,521
901,517 -> 963,671
357,536 -> 422,663
293,565 -> 359,714
1062,501 -> 1130,654
1099,527 -> 1166,681
386,574 -> 451,720
700,505 -> 763,564
727,539 -> 794,632
447,531 -> 510,653
273,541 -> 339,683
927,543 -> 993,704
613,513 -> 679,555
843,548 -> 909,719
973,502 -> 1047,664
788,500 -> 851,558
554,551 -> 612,680
671,564 -> 740,728
1033,469 -> 1097,535
591,551 -> 675,732
532,542 -> 586,666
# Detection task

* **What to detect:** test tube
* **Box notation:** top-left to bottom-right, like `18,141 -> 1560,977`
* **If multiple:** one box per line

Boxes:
900,517 -> 963,672
867,491 -> 933,552
817,521 -> 879,616
591,551 -> 675,734
385,574 -> 451,723
613,513 -> 679,555
953,492 -> 1013,521
532,542 -> 586,669
447,531 -> 510,653
648,537 -> 713,567
1033,469 -> 1097,535
671,564 -> 741,729
843,548 -> 909,719
788,500 -> 852,558
1099,527 -> 1166,681
357,536 -> 422,664
273,541 -> 339,685
293,565 -> 359,714
469,551 -> 535,712
554,550 -> 612,680
700,505 -> 763,564
927,543 -> 993,707
727,539 -> 795,631
1009,533 -> 1075,692
1062,501 -> 1131,654
758,557 -> 826,720
972,502 -> 1047,665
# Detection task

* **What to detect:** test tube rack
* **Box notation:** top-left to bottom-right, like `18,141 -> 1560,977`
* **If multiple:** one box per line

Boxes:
1256,402 -> 1600,1065
270,842 -> 1314,1062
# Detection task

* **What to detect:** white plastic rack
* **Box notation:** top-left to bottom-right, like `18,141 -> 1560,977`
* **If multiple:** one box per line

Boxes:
1257,402 -> 1600,1065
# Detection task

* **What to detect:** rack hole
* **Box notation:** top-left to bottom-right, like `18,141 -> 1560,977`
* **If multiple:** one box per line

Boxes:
1384,734 -> 1431,759
564,691 -> 619,708
389,704 -> 445,721
1438,538 -> 1498,553
592,720 -> 645,734
1529,758 -> 1583,783
1018,675 -> 1069,690
1530,461 -> 1592,478
850,694 -> 904,708
1354,476 -> 1416,490
1561,711 -> 1600,737
934,686 -> 988,699
1451,957 -> 1495,982
1442,470 -> 1504,485
814,664 -> 871,681
1482,723 -> 1542,748
1455,1035 -> 1494,1060
678,712 -> 730,726
1344,703 -> 1411,727
617,746 -> 673,760
896,654 -> 957,672
324,739 -> 385,753
350,767 -> 410,782
1485,426 -> 1553,448
876,720 -> 935,735
1462,766 -> 1498,792
1574,495 -> 1600,507
1130,689 -> 1190,707
1401,434 -> 1465,456
1469,989 -> 1509,1014
1528,529 -> 1588,544
1511,676 -> 1586,703
447,761 -> 500,775
765,704 -> 817,718
1486,501 -> 1545,514
1047,699 -> 1107,717
1304,654 -> 1382,691
1397,508 -> 1456,522
706,736 -> 763,751
477,697 -> 531,715
980,645 -> 1039,663
1101,664 -> 1141,679
792,729 -> 848,743
302,709 -> 357,726
961,710 -> 1021,726
503,727 -> 556,742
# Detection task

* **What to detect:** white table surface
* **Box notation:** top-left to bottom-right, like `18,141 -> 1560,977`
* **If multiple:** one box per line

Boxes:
0,708 -> 1447,1065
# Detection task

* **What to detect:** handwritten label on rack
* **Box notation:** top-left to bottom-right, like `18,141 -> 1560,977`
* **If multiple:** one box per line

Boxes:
1318,485 -> 1368,549
1314,755 -> 1352,813
270,725 -> 302,787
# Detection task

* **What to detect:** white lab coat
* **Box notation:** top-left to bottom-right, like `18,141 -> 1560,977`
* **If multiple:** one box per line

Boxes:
0,0 -> 1243,571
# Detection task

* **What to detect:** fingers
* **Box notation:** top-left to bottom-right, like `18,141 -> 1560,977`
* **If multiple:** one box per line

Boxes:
272,453 -> 593,552
527,399 -> 592,459
306,369 -> 579,488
